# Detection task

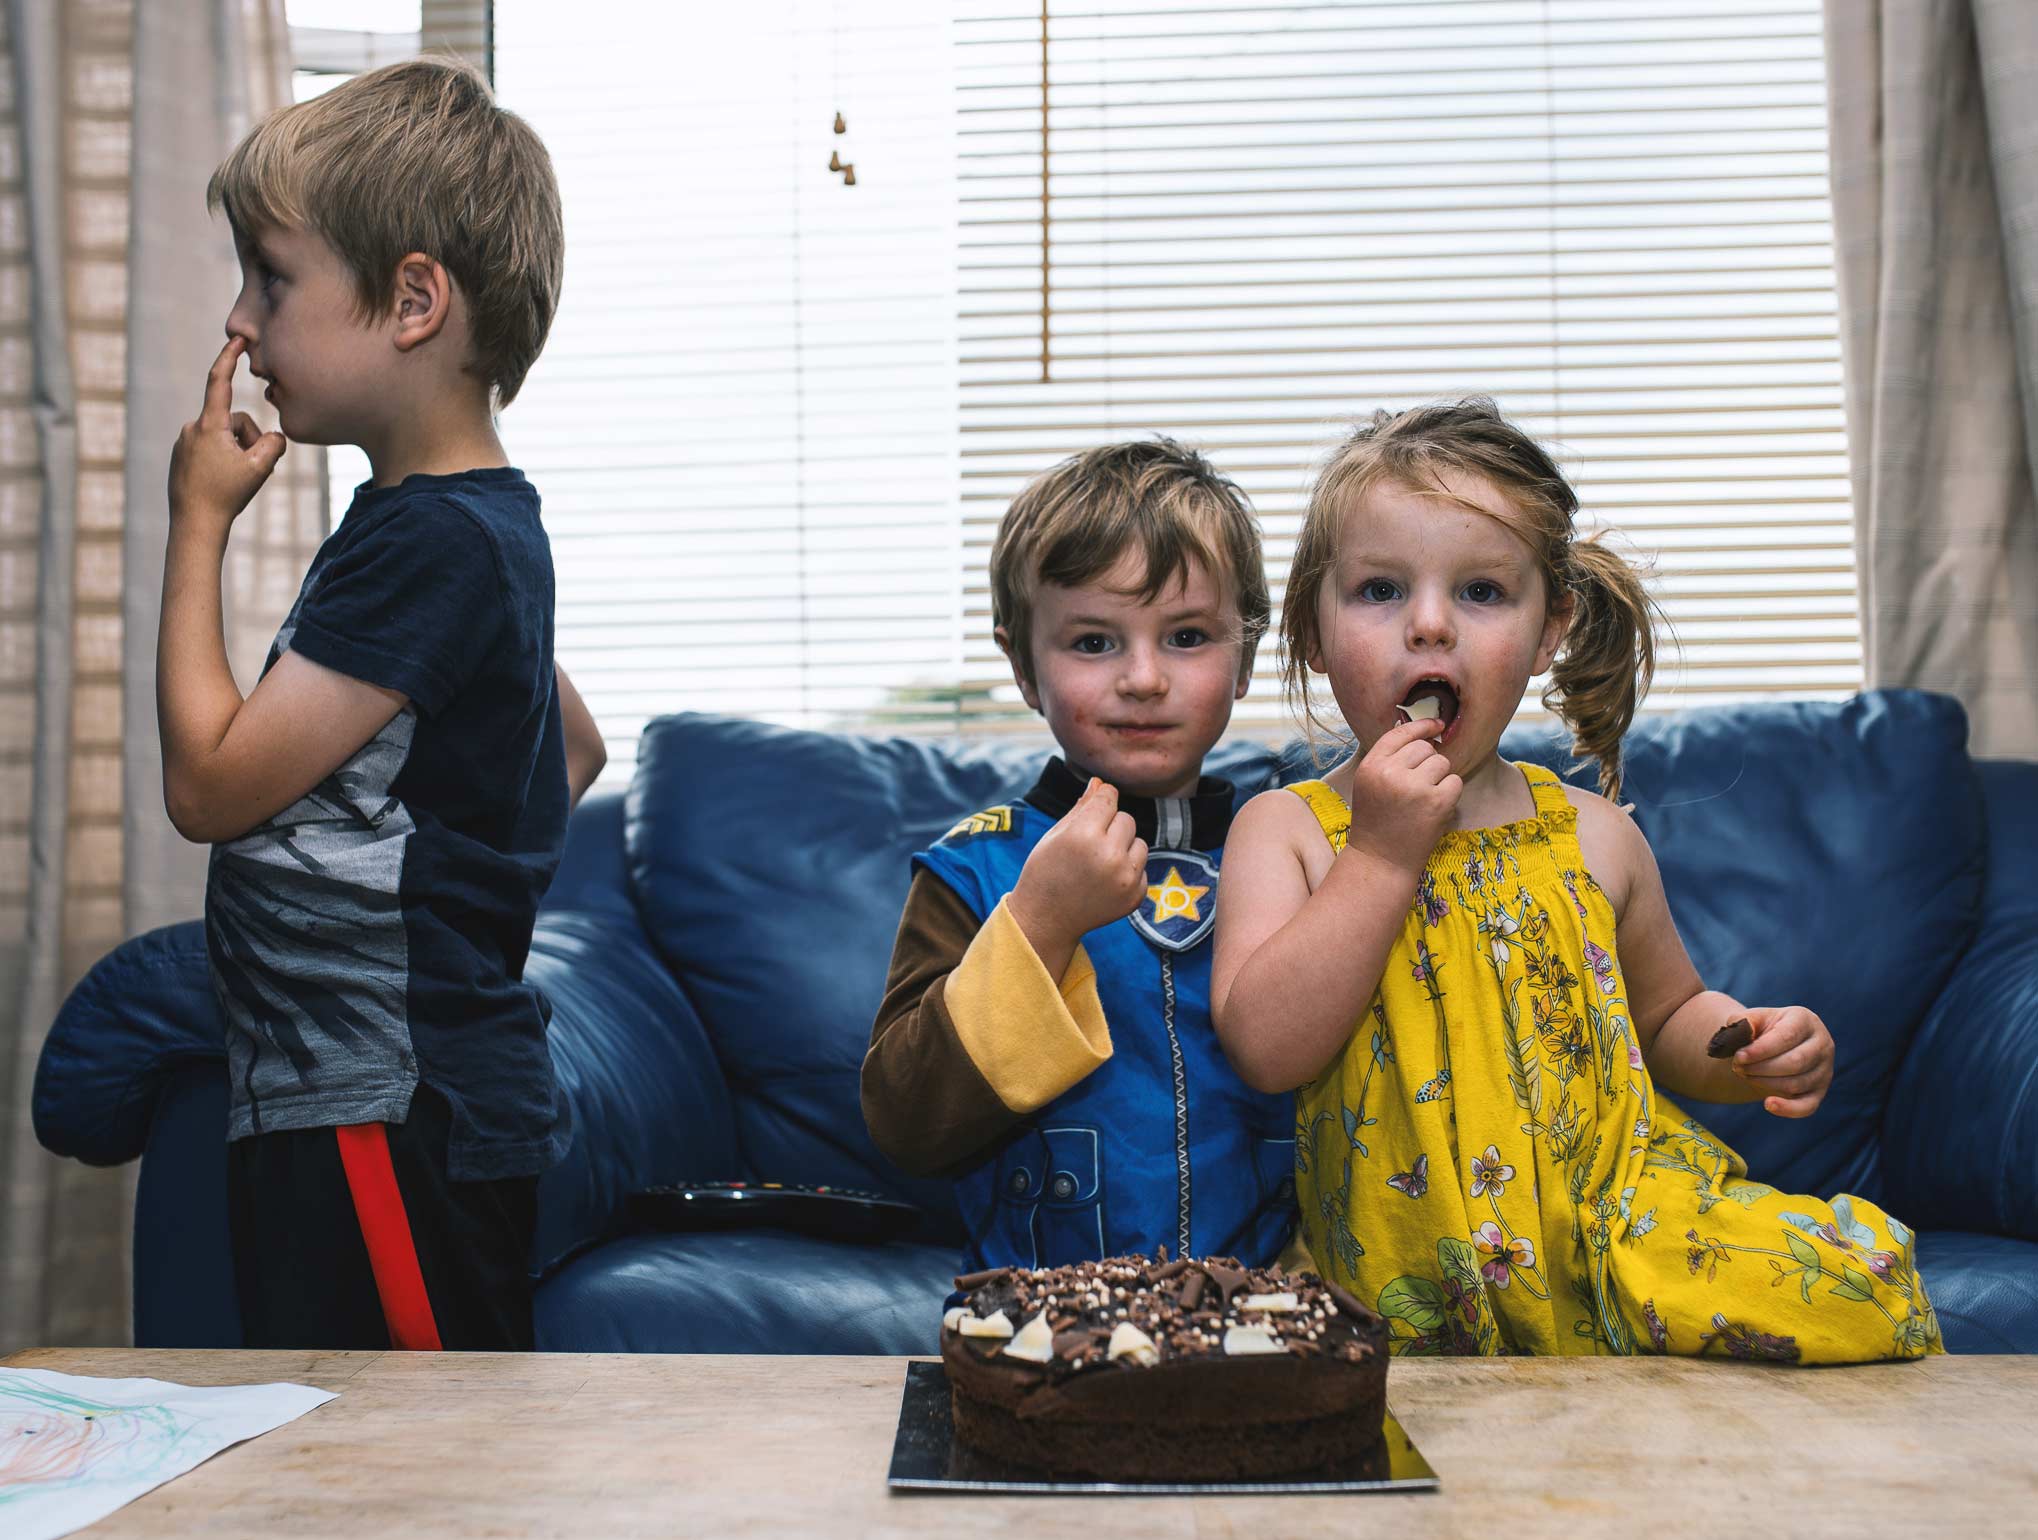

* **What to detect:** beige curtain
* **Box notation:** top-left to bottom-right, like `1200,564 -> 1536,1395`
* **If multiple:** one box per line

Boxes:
0,0 -> 323,1352
1824,0 -> 2038,759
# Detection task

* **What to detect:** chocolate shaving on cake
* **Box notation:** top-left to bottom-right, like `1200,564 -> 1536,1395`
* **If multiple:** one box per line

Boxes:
1052,1325 -> 1112,1365
1201,1259 -> 1251,1305
1179,1270 -> 1207,1311
1328,1282 -> 1384,1326
954,1265 -> 1012,1291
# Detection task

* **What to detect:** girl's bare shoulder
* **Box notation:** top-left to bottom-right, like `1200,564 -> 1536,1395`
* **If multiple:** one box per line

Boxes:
1233,781 -> 1329,841
1558,781 -> 1648,918
1233,778 -> 1345,886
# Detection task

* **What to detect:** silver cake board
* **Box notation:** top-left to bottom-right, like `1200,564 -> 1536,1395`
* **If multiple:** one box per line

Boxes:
886,1360 -> 1440,1497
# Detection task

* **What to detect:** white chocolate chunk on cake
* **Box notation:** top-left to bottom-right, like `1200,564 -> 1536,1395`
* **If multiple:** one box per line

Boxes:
1002,1311 -> 1055,1363
1107,1321 -> 1159,1365
1223,1324 -> 1287,1355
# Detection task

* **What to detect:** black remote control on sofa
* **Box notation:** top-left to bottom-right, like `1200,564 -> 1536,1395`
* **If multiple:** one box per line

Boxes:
628,1181 -> 920,1243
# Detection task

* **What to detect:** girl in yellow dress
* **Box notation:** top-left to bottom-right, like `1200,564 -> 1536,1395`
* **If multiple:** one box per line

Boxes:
1211,399 -> 1940,1361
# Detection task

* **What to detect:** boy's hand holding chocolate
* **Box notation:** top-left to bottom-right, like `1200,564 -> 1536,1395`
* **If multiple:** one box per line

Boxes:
1724,1005 -> 1835,1119
168,337 -> 286,529
1343,716 -> 1463,875
1009,777 -> 1151,949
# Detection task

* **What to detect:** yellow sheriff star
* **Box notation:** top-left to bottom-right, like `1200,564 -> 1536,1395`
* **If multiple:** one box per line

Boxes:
1146,865 -> 1211,924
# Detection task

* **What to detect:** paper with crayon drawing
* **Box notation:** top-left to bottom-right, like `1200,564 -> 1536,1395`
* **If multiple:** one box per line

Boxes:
0,1366 -> 336,1540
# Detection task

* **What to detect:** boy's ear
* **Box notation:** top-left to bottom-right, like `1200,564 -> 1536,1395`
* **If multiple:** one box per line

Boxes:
389,252 -> 452,352
994,626 -> 1042,714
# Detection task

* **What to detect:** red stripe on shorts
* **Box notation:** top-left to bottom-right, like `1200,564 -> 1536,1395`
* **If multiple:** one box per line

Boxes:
333,1123 -> 445,1351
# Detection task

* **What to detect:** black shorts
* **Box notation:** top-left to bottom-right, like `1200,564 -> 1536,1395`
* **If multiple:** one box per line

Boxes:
227,1086 -> 538,1351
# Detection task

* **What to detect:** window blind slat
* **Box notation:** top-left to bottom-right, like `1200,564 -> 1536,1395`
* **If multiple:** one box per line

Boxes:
954,0 -> 1853,731
497,0 -> 961,773
493,0 -> 1854,763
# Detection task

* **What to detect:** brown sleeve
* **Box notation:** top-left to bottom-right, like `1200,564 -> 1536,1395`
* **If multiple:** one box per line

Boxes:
861,868 -> 1112,1178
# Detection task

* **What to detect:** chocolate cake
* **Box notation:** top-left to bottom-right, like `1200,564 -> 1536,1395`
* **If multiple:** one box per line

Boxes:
939,1252 -> 1389,1481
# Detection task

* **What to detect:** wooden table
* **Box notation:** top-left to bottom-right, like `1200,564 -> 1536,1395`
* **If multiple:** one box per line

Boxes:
6,1348 -> 2035,1538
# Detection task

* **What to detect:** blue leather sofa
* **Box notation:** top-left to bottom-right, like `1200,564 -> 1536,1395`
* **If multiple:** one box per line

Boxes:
33,688 -> 2038,1353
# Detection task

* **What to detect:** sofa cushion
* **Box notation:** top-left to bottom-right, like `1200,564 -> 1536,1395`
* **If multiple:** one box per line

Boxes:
625,718 -> 1046,1236
541,788 -> 641,926
623,717 -> 1293,1240
1915,1229 -> 2038,1354
529,911 -> 740,1272
534,1229 -> 960,1354
1880,759 -> 2038,1242
1505,691 -> 1986,1204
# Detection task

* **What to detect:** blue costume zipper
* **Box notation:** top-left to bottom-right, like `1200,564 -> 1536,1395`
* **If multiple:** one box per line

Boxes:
1160,950 -> 1191,1259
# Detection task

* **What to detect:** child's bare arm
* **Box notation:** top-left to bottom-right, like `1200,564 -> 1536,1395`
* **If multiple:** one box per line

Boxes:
1615,813 -> 1835,1116
1213,718 -> 1457,1093
158,340 -> 406,844
1212,792 -> 1420,1093
556,663 -> 605,806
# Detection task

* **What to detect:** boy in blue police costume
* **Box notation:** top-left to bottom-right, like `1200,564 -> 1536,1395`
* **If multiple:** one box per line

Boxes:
862,440 -> 1298,1274
160,60 -> 604,1350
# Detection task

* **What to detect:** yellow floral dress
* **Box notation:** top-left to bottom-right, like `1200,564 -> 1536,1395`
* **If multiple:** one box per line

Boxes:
1287,764 -> 1941,1362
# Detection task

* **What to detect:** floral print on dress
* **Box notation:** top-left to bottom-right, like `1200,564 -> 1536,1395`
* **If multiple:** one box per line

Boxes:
1282,767 -> 1942,1364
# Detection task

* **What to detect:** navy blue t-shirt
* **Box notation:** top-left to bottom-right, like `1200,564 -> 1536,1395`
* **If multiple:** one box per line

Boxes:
205,467 -> 569,1181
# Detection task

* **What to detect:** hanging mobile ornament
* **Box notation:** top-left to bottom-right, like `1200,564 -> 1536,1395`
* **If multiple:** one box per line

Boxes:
830,111 -> 856,185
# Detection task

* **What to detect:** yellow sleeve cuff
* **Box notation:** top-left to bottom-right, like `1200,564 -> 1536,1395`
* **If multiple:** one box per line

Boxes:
947,895 -> 1113,1114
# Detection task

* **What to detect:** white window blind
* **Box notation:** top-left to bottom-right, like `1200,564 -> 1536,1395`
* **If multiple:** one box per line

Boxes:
955,0 -> 1857,736
493,1 -> 960,780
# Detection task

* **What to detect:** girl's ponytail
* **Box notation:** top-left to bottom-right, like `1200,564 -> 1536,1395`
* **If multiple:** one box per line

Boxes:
1546,535 -> 1659,803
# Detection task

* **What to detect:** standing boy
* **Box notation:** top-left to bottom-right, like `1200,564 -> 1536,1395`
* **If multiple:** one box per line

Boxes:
862,440 -> 1298,1274
159,59 -> 602,1350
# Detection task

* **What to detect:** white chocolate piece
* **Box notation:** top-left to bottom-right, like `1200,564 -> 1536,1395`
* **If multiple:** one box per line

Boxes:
1107,1322 -> 1159,1366
1240,1291 -> 1301,1313
1223,1324 -> 1287,1356
958,1309 -> 1015,1340
1001,1311 -> 1054,1363
942,1306 -> 968,1333
1401,695 -> 1444,722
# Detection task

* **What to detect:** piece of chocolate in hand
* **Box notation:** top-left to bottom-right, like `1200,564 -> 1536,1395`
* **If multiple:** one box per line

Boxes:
1706,1017 -> 1754,1059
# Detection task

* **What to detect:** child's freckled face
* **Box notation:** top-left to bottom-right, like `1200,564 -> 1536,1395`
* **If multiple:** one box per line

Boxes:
222,223 -> 390,446
1010,551 -> 1249,800
1311,473 -> 1568,776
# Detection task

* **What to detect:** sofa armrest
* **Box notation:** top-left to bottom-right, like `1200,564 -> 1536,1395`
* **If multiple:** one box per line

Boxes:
1881,760 -> 2038,1242
33,921 -> 220,1167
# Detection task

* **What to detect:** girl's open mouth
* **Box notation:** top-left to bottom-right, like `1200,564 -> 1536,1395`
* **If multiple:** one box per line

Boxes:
1396,679 -> 1461,738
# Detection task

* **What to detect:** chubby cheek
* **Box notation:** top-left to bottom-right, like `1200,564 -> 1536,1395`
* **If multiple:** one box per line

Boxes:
1318,618 -> 1389,708
1035,667 -> 1108,736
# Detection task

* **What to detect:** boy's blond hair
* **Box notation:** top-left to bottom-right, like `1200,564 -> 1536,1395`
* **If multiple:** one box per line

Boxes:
991,438 -> 1269,687
208,57 -> 562,407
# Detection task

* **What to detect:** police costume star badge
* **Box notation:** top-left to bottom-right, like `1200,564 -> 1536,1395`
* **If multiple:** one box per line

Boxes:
1129,848 -> 1219,952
